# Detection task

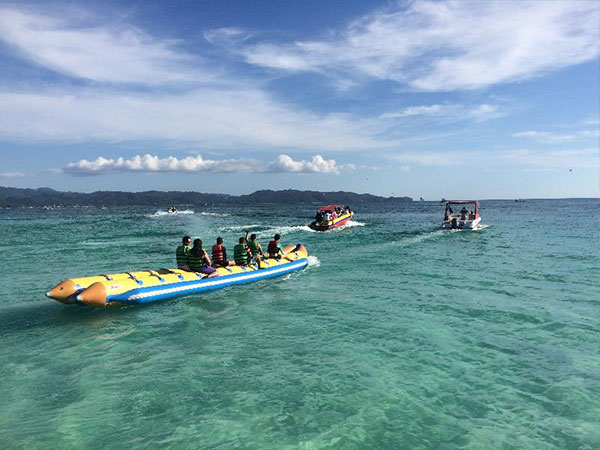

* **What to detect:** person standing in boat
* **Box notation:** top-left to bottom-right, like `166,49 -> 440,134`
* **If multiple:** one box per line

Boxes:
188,239 -> 219,277
211,237 -> 233,267
176,236 -> 192,271
460,206 -> 469,220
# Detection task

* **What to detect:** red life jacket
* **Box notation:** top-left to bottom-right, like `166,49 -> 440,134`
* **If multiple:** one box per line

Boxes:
212,244 -> 224,263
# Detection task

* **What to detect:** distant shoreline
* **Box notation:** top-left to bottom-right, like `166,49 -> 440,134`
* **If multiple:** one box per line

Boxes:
0,186 -> 412,207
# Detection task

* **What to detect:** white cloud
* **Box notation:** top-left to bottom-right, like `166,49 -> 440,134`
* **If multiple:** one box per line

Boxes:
387,151 -> 475,166
267,154 -> 353,173
0,7 -> 207,84
237,1 -> 600,91
0,171 -> 26,178
63,154 -> 260,175
386,147 -> 598,169
380,103 -> 503,121
0,88 -> 393,151
514,130 -> 600,144
498,148 -> 598,169
380,105 -> 445,119
62,153 -> 352,175
204,27 -> 251,45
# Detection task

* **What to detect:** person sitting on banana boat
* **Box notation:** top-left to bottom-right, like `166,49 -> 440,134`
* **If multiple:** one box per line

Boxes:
175,235 -> 192,271
246,232 -> 265,268
267,233 -> 286,259
187,239 -> 219,278
233,236 -> 253,266
211,237 -> 234,267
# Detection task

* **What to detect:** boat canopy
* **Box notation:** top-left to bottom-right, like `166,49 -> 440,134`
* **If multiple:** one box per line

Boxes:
317,204 -> 344,211
444,200 -> 479,217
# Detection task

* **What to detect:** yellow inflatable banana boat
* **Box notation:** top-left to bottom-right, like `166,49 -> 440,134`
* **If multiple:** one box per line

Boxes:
47,245 -> 309,307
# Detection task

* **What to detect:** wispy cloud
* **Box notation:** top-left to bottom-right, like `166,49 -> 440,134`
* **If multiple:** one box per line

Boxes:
380,103 -> 503,121
0,88 -> 393,151
62,154 -> 352,175
498,148 -> 598,169
235,1 -> 599,91
0,171 -> 26,178
0,7 -> 207,84
514,130 -> 600,144
387,147 -> 598,169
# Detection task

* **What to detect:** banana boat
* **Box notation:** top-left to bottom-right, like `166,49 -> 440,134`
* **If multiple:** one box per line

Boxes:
47,245 -> 309,307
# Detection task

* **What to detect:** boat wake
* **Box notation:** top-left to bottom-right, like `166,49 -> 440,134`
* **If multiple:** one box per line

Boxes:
331,219 -> 366,231
199,212 -> 229,217
217,224 -> 317,235
263,225 -> 317,235
307,255 -> 320,268
148,210 -> 194,217
391,229 -> 446,246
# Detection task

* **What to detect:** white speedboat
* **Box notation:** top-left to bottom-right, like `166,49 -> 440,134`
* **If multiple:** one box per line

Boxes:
441,200 -> 481,230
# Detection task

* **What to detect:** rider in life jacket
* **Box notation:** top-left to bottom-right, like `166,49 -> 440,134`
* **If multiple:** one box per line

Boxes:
188,239 -> 219,278
211,237 -> 233,267
175,236 -> 192,270
267,233 -> 285,259
247,233 -> 265,268
233,236 -> 253,266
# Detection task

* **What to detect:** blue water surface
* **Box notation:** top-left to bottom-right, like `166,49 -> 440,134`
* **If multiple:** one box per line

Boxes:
0,199 -> 598,449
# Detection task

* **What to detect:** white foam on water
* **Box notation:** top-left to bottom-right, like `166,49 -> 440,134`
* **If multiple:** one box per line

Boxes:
147,209 -> 194,217
329,219 -> 366,231
218,224 -> 260,232
391,229 -> 446,247
199,212 -> 229,217
307,255 -> 321,268
261,225 -> 317,235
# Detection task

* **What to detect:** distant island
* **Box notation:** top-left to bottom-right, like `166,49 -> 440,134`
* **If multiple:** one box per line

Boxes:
0,186 -> 412,207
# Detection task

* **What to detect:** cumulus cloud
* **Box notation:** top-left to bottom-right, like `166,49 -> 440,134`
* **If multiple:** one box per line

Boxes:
0,7 -> 206,84
237,1 -> 600,91
62,154 -> 352,175
267,154 -> 353,174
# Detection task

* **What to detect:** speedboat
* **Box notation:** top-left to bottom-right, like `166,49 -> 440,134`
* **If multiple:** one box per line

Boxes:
309,205 -> 353,231
441,200 -> 481,230
167,207 -> 177,214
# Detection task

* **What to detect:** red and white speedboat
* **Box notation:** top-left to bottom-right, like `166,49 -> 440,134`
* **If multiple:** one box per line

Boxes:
309,205 -> 354,231
441,201 -> 482,230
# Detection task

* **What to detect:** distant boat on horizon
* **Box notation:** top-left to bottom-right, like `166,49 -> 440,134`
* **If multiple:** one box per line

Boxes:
419,197 -> 425,202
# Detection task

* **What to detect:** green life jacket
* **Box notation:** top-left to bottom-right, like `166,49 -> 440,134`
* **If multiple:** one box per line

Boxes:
233,244 -> 249,263
188,249 -> 207,271
247,240 -> 261,256
176,244 -> 190,268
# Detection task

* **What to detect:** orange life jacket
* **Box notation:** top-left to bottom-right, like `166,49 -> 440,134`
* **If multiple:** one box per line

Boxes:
212,244 -> 224,263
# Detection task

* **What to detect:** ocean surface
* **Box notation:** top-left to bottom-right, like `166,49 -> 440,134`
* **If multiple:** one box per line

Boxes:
0,199 -> 598,449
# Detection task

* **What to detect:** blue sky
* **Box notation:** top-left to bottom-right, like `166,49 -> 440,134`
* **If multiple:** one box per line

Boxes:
0,0 -> 598,198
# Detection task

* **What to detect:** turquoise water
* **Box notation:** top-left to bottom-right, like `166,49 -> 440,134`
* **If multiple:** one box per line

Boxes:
1,199 -> 598,449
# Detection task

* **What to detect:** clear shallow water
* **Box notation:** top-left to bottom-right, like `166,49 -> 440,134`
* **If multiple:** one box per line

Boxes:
0,199 -> 598,449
